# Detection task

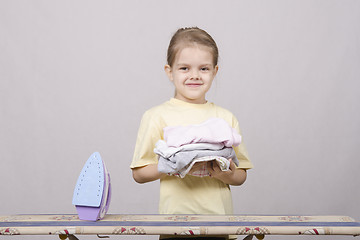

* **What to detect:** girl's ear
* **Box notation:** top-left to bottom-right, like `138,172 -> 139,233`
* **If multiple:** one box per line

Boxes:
214,65 -> 219,75
164,64 -> 173,81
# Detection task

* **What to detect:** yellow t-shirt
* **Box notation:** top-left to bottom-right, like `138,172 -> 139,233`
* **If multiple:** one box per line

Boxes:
131,98 -> 253,215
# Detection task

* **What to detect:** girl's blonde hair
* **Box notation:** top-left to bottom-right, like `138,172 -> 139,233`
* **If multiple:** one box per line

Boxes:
167,27 -> 219,67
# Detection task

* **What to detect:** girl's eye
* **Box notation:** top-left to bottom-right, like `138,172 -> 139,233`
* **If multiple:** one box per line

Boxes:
179,67 -> 188,71
201,67 -> 209,71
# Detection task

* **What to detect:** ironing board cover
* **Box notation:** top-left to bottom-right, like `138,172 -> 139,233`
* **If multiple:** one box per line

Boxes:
1,214 -> 360,236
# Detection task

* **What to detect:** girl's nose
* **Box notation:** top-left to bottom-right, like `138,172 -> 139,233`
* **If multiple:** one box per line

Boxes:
190,70 -> 200,80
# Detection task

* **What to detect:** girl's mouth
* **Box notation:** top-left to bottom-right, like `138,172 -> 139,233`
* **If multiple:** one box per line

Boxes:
186,83 -> 203,87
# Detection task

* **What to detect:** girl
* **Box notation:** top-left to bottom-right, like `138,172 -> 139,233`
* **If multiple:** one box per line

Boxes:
130,27 -> 253,240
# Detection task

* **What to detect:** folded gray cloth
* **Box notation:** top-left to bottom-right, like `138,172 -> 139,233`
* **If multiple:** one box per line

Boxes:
157,147 -> 239,175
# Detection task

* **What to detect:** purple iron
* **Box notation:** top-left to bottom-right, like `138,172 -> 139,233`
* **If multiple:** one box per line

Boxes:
72,152 -> 111,221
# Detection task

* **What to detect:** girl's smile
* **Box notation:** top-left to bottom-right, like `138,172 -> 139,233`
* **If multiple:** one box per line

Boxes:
185,82 -> 203,87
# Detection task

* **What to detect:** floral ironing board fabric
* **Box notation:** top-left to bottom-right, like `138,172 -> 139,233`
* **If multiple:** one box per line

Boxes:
1,214 -> 360,238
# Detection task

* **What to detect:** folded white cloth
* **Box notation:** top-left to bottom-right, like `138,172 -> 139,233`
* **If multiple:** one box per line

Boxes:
154,140 -> 225,159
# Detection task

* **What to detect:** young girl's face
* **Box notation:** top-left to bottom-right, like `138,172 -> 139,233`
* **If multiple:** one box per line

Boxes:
165,45 -> 218,104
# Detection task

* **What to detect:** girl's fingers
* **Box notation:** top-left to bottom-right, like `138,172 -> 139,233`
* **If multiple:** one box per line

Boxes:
228,159 -> 236,171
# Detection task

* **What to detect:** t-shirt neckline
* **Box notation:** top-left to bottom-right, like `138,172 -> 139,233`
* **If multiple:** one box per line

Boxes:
169,98 -> 211,108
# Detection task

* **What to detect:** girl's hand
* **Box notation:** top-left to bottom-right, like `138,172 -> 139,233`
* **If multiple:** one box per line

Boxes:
207,159 -> 247,186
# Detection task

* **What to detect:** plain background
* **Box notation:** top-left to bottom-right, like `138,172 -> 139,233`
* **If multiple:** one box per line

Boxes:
1,1 -> 359,239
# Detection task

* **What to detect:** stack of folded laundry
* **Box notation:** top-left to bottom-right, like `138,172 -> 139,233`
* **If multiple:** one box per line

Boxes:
154,118 -> 242,178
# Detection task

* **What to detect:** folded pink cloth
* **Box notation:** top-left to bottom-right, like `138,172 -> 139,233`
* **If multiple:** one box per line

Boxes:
163,118 -> 241,148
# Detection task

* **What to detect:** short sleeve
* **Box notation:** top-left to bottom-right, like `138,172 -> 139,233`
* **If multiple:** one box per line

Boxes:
232,116 -> 254,170
130,110 -> 164,169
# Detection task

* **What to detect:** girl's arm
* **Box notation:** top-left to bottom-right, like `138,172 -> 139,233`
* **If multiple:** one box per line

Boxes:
207,160 -> 247,186
132,164 -> 166,184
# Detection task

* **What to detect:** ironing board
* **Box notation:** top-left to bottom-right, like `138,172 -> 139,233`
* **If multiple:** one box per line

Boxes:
1,214 -> 360,239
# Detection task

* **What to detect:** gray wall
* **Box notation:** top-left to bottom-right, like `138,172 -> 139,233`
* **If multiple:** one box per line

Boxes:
1,1 -> 359,239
